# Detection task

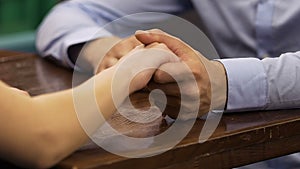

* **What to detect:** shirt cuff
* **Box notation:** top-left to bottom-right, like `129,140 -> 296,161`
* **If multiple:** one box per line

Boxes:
218,58 -> 268,111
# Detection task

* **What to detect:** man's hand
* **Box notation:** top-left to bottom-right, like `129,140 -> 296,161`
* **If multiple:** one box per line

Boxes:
135,29 -> 227,119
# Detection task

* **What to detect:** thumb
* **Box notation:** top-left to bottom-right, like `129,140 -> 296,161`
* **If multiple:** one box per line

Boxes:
135,29 -> 194,57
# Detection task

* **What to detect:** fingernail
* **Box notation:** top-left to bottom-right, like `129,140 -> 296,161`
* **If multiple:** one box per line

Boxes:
135,30 -> 150,35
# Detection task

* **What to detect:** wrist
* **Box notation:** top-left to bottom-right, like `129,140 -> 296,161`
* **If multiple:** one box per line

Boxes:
208,60 -> 228,111
109,64 -> 138,95
93,67 -> 128,118
73,37 -> 121,73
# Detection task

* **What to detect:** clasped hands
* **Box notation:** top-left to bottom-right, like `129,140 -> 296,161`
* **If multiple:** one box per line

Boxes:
97,29 -> 227,119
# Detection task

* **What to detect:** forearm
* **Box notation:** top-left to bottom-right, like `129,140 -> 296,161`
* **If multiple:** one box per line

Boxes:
31,67 -> 129,167
0,67 -> 129,168
262,52 -> 300,109
219,51 -> 300,111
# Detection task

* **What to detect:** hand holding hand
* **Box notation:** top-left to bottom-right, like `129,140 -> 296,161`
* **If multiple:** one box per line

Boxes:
111,42 -> 180,94
71,36 -> 142,74
135,29 -> 227,119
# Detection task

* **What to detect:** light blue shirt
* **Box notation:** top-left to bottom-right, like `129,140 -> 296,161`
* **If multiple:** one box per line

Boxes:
36,0 -> 300,168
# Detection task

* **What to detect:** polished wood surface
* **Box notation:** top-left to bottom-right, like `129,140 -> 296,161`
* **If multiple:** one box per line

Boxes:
0,50 -> 300,169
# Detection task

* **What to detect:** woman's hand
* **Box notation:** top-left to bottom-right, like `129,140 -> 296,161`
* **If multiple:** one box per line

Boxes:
10,87 -> 30,97
111,43 -> 180,94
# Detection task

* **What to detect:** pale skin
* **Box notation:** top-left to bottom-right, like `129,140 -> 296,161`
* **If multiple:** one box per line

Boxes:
68,35 -> 141,73
78,29 -> 228,119
135,29 -> 228,118
0,43 -> 177,168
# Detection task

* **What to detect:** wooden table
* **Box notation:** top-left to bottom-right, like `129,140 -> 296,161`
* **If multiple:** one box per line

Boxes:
0,50 -> 300,169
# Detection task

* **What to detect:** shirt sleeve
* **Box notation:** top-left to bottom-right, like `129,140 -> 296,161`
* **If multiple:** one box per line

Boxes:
36,0 -> 190,68
219,51 -> 300,111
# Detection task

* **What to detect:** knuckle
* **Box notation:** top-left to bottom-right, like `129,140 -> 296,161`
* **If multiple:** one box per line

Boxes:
150,28 -> 163,33
180,82 -> 199,99
154,71 -> 165,83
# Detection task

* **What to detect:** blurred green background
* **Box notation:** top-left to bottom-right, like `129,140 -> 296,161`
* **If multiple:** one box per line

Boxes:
0,0 -> 58,52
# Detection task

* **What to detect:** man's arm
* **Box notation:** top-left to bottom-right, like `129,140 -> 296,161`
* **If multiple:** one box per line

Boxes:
36,0 -> 190,72
136,30 -> 227,119
220,52 -> 300,111
136,30 -> 300,118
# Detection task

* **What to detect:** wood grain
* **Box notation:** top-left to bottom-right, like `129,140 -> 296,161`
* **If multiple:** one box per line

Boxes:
0,51 -> 299,169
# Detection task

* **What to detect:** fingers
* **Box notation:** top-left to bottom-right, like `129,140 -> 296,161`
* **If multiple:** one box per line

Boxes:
110,36 -> 142,59
97,56 -> 119,73
145,42 -> 166,49
146,82 -> 180,97
10,87 -> 30,97
97,36 -> 142,73
147,80 -> 199,100
135,29 -> 194,57
135,29 -> 168,45
105,36 -> 142,59
153,62 -> 196,84
119,44 -> 180,93
142,45 -> 180,63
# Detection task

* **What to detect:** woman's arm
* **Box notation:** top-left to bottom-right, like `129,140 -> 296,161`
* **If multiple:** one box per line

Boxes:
0,44 -> 178,168
0,69 -> 116,168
